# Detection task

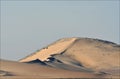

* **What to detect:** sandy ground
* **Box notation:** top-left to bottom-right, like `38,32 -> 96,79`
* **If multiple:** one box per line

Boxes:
0,59 -> 110,79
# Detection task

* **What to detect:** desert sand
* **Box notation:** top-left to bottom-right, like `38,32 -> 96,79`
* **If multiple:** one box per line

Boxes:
0,59 -> 108,79
1,37 -> 120,78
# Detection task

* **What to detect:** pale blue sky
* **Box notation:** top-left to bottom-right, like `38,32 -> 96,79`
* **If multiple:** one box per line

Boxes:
1,0 -> 120,61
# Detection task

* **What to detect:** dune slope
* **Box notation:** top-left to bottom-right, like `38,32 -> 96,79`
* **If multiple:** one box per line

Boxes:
20,38 -> 77,62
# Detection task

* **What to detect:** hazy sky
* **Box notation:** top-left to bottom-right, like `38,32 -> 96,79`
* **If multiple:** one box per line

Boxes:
1,0 -> 120,61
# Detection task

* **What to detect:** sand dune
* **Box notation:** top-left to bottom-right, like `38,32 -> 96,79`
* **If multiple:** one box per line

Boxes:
1,37 -> 120,78
0,59 -> 108,78
20,38 -> 120,71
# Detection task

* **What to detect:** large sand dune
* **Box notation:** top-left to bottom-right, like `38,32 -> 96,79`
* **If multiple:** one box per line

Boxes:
20,38 -> 120,71
1,37 -> 120,78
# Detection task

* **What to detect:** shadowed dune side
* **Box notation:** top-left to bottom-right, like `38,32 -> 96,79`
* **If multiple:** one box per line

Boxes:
63,38 -> 120,71
0,59 -> 110,78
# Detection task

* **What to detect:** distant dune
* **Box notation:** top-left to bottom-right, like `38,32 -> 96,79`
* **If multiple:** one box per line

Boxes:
1,37 -> 120,78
